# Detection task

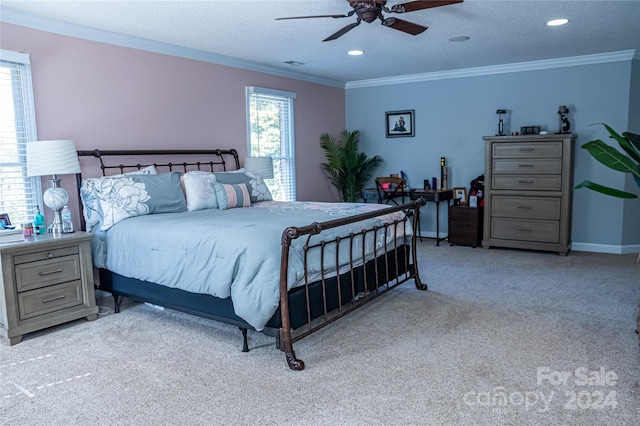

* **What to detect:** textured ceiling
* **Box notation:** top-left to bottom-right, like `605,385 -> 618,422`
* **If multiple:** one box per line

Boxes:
2,1 -> 639,85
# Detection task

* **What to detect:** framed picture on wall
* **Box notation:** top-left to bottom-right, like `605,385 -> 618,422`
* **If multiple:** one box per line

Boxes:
385,110 -> 415,138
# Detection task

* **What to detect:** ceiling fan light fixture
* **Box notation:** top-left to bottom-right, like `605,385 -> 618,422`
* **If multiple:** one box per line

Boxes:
348,50 -> 364,56
547,18 -> 569,27
449,36 -> 470,42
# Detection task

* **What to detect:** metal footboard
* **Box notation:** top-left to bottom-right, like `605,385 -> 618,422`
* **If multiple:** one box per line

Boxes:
278,198 -> 426,370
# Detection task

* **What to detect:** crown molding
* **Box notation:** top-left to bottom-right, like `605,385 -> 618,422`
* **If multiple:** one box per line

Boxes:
346,50 -> 638,89
0,9 -> 345,89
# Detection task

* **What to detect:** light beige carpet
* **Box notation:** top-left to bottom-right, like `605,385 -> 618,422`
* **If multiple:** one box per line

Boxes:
1,242 -> 639,425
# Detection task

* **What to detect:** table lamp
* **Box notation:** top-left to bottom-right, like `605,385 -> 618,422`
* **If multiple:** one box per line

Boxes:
26,140 -> 81,234
243,156 -> 274,179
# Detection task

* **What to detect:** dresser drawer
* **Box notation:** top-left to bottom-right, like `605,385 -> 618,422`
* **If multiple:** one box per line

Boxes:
493,158 -> 562,174
15,255 -> 81,292
17,280 -> 83,320
492,175 -> 562,191
491,218 -> 559,243
492,196 -> 560,220
492,142 -> 562,158
13,245 -> 79,265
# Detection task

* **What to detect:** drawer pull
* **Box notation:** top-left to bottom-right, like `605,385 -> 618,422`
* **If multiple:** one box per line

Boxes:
42,295 -> 65,303
39,268 -> 63,276
517,228 -> 533,232
47,252 -> 54,259
518,205 -> 533,210
518,180 -> 534,184
518,164 -> 534,168
518,148 -> 535,151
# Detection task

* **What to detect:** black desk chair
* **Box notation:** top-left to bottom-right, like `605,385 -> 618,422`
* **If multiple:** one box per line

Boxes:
375,177 -> 407,205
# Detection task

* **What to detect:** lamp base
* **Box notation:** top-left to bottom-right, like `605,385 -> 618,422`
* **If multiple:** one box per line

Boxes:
43,176 -> 73,235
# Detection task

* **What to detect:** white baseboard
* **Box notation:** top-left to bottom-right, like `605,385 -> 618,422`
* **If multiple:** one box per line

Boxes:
418,232 -> 448,240
571,242 -> 640,254
417,237 -> 640,255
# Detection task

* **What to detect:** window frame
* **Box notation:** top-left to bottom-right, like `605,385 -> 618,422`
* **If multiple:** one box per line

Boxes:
0,49 -> 42,227
245,86 -> 296,201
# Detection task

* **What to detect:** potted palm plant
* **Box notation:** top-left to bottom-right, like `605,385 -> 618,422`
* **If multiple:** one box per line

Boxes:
320,130 -> 383,202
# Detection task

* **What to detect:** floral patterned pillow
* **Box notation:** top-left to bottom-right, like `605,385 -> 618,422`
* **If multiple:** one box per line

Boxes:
80,165 -> 157,232
95,171 -> 186,231
182,171 -> 219,211
213,168 -> 272,203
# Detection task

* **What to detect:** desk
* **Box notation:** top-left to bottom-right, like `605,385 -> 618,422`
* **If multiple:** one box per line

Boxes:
409,189 -> 454,246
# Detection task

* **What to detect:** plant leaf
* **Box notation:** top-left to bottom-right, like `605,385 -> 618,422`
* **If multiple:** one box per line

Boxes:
580,140 -> 638,175
575,180 -> 638,199
600,123 -> 640,163
622,131 -> 640,162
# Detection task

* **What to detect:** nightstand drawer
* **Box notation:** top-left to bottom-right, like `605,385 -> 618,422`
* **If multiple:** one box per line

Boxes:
15,255 -> 81,292
493,158 -> 562,174
13,245 -> 79,264
491,218 -> 559,243
492,196 -> 560,220
17,280 -> 83,320
492,142 -> 562,158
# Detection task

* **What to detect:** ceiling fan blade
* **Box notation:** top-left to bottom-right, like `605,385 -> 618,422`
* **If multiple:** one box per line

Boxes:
323,21 -> 361,42
276,11 -> 354,20
390,0 -> 463,13
382,17 -> 428,35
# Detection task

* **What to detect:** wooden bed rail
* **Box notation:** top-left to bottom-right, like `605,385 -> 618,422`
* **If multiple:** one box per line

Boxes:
278,198 -> 426,370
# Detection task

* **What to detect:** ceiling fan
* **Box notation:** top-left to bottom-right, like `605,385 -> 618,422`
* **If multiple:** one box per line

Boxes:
276,0 -> 463,42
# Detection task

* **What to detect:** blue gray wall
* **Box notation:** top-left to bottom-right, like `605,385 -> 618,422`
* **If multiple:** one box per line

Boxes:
346,55 -> 639,253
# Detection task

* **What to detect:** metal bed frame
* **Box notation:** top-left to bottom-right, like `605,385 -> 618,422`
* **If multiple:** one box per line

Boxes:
76,148 -> 426,370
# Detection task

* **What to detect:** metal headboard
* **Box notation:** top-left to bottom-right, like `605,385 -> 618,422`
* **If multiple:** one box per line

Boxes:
75,148 -> 240,230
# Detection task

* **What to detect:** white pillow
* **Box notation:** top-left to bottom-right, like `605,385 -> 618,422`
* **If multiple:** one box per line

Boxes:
182,171 -> 219,211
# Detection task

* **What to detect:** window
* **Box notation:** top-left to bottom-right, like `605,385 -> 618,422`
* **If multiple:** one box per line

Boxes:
246,86 -> 296,201
0,50 -> 41,226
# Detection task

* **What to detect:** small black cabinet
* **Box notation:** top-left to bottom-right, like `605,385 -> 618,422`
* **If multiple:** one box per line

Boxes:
448,206 -> 483,247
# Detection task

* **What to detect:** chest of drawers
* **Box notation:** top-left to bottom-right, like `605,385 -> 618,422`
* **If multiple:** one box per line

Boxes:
0,232 -> 98,345
482,134 -> 575,255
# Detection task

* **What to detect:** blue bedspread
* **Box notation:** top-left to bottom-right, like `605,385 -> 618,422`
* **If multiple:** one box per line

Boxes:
92,201 -> 410,330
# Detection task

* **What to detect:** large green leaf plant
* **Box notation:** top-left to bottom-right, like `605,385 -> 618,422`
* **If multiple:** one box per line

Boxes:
575,123 -> 640,199
320,130 -> 383,202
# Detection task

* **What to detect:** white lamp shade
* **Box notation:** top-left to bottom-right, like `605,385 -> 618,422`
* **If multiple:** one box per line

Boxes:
244,157 -> 274,179
27,140 -> 81,177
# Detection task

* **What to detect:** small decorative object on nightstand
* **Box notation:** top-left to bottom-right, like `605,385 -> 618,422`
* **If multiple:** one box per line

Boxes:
448,205 -> 483,247
0,232 -> 98,345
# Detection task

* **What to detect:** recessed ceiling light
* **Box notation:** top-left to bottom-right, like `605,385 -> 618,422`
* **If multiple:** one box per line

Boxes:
547,18 -> 569,26
348,50 -> 364,56
449,36 -> 470,42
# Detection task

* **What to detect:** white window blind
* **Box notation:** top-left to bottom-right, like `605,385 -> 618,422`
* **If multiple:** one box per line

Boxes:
246,86 -> 296,201
0,50 -> 41,227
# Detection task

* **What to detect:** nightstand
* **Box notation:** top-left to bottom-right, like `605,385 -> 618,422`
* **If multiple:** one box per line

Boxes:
448,206 -> 484,247
0,232 -> 98,345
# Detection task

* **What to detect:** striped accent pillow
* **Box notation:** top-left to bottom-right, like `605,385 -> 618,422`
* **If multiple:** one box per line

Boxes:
215,183 -> 251,210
